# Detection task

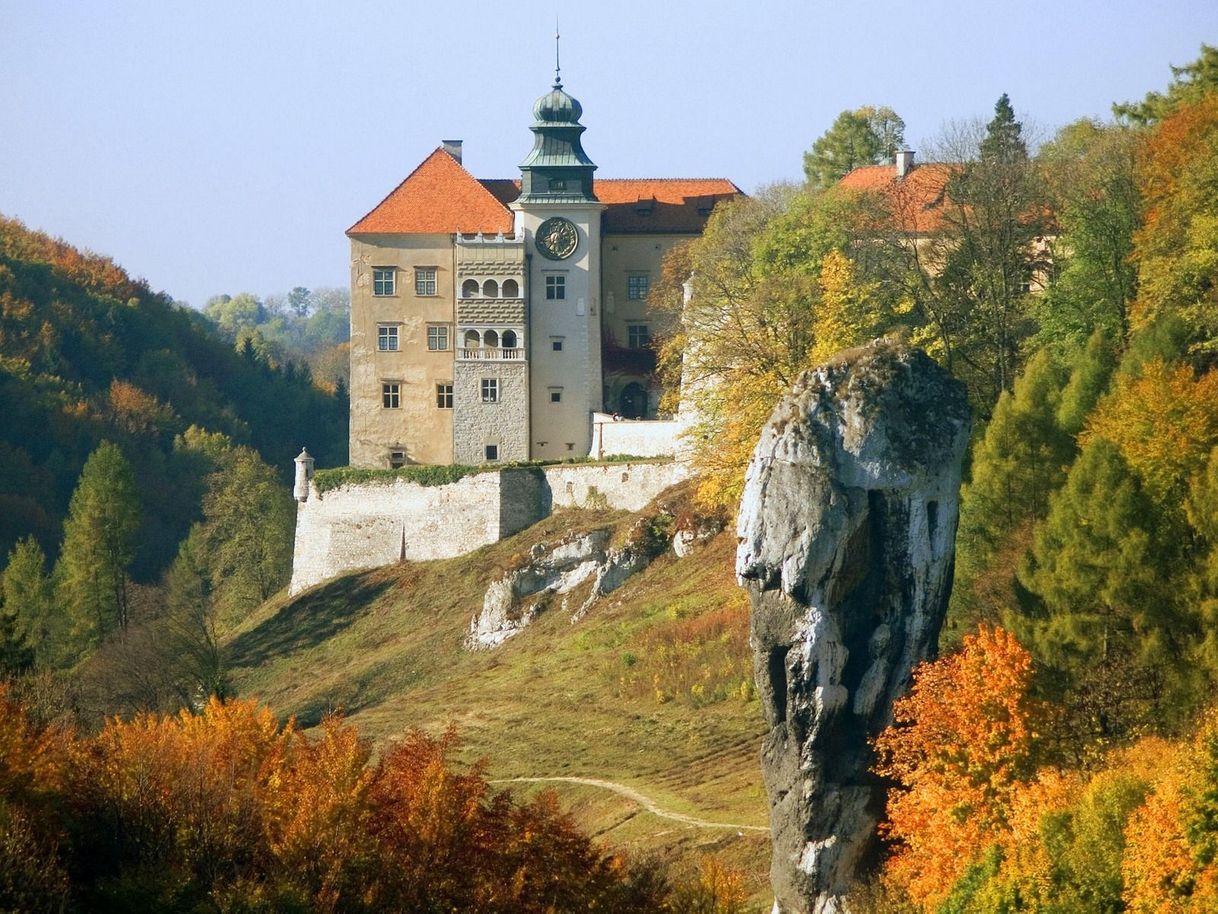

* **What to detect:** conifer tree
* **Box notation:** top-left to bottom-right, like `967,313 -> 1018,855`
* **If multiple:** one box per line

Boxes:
54,441 -> 140,652
1056,329 -> 1117,437
803,106 -> 906,189
979,93 -> 1028,163
1,537 -> 49,670
952,349 -> 1074,629
202,447 -> 294,614
1018,438 -> 1167,671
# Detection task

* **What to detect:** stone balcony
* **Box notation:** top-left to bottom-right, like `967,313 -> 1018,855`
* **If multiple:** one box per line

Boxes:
458,347 -> 526,361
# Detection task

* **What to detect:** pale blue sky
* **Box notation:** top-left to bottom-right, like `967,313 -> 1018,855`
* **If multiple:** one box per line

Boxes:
0,1 -> 1213,308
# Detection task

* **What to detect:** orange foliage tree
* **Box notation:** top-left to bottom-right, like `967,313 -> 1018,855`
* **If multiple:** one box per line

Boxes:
0,692 -> 675,912
873,626 -> 1044,909
1083,359 -> 1218,510
1124,708 -> 1218,912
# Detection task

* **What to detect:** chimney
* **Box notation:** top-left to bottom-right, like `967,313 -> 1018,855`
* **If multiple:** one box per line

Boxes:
895,149 -> 915,178
442,139 -> 463,164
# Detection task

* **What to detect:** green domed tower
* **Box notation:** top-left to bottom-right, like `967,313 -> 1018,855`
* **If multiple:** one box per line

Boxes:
518,71 -> 598,204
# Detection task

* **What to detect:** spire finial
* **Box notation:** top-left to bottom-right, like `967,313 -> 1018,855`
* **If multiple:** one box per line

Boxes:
554,19 -> 562,88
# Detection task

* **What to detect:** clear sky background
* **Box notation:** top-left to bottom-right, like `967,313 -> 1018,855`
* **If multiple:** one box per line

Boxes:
1,1 -> 1214,309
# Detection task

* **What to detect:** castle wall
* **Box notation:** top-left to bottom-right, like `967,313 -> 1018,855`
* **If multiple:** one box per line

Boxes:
588,415 -> 681,460
288,460 -> 686,595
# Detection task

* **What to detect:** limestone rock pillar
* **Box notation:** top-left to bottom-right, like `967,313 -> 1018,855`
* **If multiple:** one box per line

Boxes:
736,340 -> 970,914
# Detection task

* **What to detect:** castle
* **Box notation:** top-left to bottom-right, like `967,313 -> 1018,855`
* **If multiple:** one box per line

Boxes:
345,65 -> 740,468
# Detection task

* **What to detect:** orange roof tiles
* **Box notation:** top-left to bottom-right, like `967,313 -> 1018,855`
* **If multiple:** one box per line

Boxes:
347,148 -> 515,236
350,157 -> 742,237
838,163 -> 957,234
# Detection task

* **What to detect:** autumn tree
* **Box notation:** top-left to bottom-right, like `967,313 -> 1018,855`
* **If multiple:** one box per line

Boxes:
804,106 -> 906,189
1114,43 -> 1218,124
1129,93 -> 1218,354
874,626 -> 1044,910
53,441 -> 140,654
1035,120 -> 1140,346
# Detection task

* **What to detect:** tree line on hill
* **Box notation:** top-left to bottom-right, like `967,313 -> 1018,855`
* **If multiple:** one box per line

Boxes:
201,285 -> 351,392
0,217 -> 347,716
658,44 -> 1218,911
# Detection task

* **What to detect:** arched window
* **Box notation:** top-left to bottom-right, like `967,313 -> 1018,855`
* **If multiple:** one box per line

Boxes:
482,279 -> 499,298
502,278 -> 519,298
483,329 -> 499,348
464,329 -> 481,349
462,279 -> 479,298
502,330 -> 518,349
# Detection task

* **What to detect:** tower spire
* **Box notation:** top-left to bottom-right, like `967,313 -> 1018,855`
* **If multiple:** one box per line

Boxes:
554,19 -> 561,88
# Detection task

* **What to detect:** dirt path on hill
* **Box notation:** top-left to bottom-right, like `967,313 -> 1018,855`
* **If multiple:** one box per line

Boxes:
492,776 -> 770,833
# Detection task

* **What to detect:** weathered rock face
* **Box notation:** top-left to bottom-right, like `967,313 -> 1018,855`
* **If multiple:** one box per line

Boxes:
736,340 -> 970,914
466,530 -> 654,649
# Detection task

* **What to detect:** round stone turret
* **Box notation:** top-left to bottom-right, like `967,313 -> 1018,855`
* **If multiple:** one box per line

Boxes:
293,447 -> 315,502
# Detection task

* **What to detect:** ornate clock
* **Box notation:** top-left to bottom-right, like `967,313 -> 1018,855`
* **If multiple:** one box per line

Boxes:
535,217 -> 579,260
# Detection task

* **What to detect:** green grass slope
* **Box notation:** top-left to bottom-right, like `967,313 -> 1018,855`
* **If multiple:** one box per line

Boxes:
226,504 -> 772,900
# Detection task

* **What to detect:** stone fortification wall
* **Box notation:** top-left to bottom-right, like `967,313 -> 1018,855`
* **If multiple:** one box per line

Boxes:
542,461 -> 685,512
588,414 -> 681,460
289,460 -> 686,595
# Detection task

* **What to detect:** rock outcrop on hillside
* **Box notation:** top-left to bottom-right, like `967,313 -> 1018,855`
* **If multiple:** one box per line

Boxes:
736,340 -> 970,914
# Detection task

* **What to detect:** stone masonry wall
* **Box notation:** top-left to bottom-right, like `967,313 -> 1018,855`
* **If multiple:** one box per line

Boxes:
289,460 -> 687,595
453,360 -> 530,464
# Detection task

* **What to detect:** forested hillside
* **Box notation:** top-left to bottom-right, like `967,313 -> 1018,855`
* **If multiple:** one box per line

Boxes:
0,216 -> 347,578
658,45 -> 1218,912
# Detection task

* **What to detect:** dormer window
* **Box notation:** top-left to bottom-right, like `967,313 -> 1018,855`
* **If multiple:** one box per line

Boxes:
634,197 -> 655,216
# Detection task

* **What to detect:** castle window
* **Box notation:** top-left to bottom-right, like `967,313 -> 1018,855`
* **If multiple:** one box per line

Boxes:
502,278 -> 519,298
436,383 -> 453,409
551,337 -> 564,351
482,279 -> 499,298
462,279 -> 479,298
464,329 -> 481,349
427,325 -> 449,351
545,274 -> 566,300
377,325 -> 399,351
381,382 -> 400,409
501,330 -> 518,349
373,267 -> 395,296
483,329 -> 499,348
549,387 -> 563,403
627,323 -> 651,348
415,267 -> 437,296
485,444 -> 499,461
481,378 -> 499,403
389,450 -> 406,468
627,273 -> 650,300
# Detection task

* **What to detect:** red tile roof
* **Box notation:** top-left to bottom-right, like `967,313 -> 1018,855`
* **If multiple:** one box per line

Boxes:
350,156 -> 741,237
838,163 -> 957,234
347,148 -> 515,236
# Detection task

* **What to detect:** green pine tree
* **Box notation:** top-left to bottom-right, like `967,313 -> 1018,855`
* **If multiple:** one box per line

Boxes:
54,441 -> 140,655
1018,438 -> 1168,670
951,349 -> 1075,631
0,536 -> 50,670
1056,329 -> 1118,437
979,93 -> 1028,163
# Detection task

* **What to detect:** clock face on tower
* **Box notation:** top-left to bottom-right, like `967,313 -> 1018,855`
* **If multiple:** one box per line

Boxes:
535,217 -> 579,260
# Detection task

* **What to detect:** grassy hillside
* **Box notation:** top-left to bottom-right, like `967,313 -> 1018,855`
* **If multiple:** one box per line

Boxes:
226,504 -> 772,901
